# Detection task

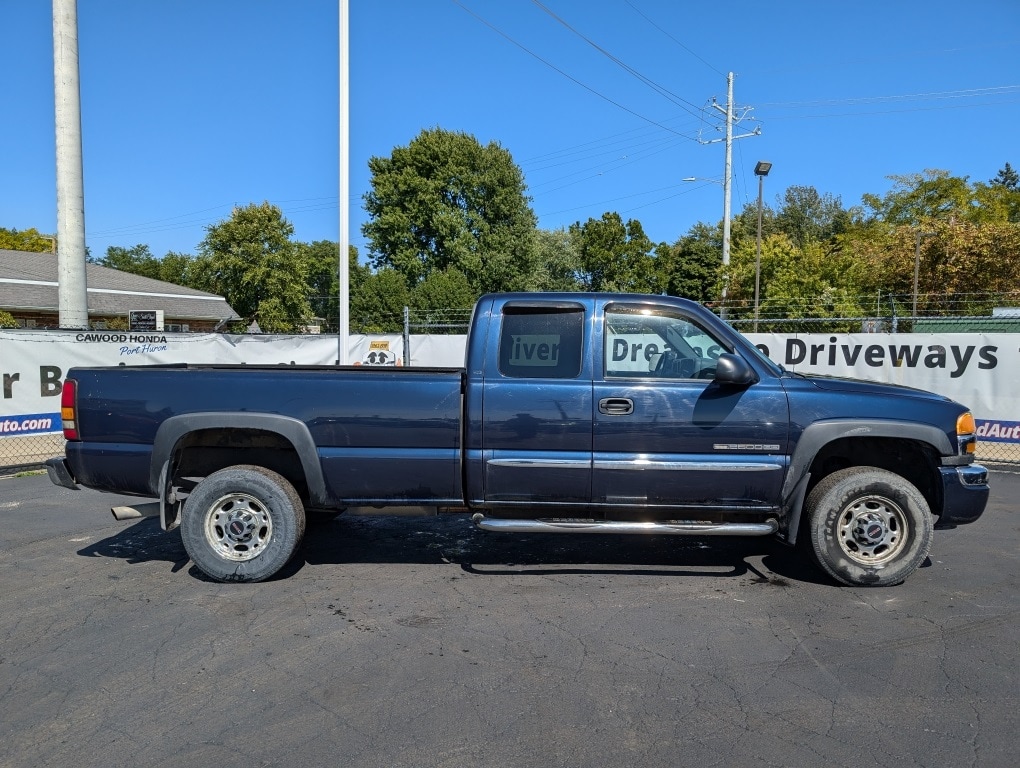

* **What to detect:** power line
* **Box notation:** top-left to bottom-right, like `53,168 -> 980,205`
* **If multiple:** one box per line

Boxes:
537,182 -> 708,221
86,197 -> 343,243
521,124 -> 693,171
765,98 -> 1020,122
88,206 -> 235,238
623,0 -> 724,77
530,0 -> 705,120
752,39 -> 1020,78
758,84 -> 1020,109
451,0 -> 698,140
527,136 -> 685,189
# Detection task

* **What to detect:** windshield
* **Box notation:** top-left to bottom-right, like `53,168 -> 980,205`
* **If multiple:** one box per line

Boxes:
736,333 -> 785,376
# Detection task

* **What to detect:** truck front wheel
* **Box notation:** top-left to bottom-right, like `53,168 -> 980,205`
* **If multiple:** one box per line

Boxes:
805,466 -> 934,587
180,465 -> 306,582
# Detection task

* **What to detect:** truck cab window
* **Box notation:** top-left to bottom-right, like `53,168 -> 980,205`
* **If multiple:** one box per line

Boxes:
498,306 -> 584,379
604,305 -> 728,380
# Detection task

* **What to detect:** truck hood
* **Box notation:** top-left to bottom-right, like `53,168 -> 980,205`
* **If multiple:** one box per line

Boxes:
791,372 -> 953,403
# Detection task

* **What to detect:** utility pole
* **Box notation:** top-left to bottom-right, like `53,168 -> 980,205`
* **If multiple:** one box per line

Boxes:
720,72 -> 733,313
701,72 -> 760,319
337,0 -> 350,364
52,0 -> 89,329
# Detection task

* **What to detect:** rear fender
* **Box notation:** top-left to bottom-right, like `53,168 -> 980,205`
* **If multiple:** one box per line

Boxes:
150,412 -> 328,508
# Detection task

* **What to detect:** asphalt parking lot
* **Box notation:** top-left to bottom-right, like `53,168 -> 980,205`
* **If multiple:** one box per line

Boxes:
1,469 -> 1017,768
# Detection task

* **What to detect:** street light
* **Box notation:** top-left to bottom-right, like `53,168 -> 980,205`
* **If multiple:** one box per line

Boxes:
753,161 -> 772,331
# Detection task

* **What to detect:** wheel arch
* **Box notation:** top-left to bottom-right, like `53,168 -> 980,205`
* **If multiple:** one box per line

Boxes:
781,419 -> 949,545
150,413 -> 328,508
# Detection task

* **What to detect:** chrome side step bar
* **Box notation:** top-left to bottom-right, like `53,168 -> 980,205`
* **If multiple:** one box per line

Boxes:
471,513 -> 779,537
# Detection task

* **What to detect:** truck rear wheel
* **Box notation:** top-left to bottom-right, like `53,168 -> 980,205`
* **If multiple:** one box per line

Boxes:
805,466 -> 933,587
180,465 -> 306,582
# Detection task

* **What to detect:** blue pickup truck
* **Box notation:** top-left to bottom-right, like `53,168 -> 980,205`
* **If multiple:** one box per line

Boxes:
47,292 -> 989,586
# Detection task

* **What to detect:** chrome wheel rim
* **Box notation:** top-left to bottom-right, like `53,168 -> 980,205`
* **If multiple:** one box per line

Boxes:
204,493 -> 273,562
836,495 -> 908,566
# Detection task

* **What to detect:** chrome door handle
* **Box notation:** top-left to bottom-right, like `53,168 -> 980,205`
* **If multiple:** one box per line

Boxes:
598,397 -> 634,416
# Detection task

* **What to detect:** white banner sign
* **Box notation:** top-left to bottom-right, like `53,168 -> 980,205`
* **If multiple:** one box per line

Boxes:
746,333 -> 1020,443
0,330 -> 465,436
2,329 -> 1015,444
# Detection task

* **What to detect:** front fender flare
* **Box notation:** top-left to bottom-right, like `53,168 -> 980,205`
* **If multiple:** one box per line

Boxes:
779,419 -> 952,544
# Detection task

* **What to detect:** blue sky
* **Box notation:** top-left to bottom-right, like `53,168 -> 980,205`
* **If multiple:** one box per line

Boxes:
3,1 -> 1018,263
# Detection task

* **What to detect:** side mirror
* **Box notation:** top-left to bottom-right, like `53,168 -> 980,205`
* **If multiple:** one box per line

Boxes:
713,353 -> 757,386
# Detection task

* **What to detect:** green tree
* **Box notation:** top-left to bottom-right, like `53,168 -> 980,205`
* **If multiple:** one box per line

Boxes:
351,268 -> 409,333
970,182 -> 1020,224
943,222 -> 1020,310
411,266 -> 476,333
158,251 -> 202,286
198,202 -> 312,333
296,240 -> 367,330
412,266 -> 475,310
532,228 -> 581,291
991,162 -> 1019,190
363,128 -> 539,294
731,199 -> 777,245
0,309 -> 17,328
94,244 -> 206,287
840,209 -> 1020,315
739,237 -> 866,326
838,222 -> 908,300
972,163 -> 1020,223
99,244 -> 162,279
0,227 -> 53,252
569,212 -> 657,293
772,186 -> 850,247
861,170 -> 972,225
656,222 -> 721,303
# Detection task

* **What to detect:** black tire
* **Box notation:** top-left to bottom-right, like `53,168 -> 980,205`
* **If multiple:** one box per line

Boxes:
804,466 -> 934,587
180,465 -> 306,583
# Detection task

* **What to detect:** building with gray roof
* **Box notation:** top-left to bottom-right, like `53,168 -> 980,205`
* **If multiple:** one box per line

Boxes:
0,249 -> 240,331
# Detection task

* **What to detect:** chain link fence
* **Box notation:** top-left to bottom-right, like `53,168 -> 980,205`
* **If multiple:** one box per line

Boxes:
4,300 -> 1017,472
728,314 -> 1020,334
0,433 -> 66,475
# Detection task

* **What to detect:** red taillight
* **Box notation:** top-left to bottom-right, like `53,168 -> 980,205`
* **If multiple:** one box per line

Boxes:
61,378 -> 79,440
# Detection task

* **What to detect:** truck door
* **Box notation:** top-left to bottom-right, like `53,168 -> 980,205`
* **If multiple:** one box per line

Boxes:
476,300 -> 594,511
592,299 -> 789,516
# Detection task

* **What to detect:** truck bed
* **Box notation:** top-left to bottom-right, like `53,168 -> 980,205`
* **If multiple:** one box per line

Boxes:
66,364 -> 465,504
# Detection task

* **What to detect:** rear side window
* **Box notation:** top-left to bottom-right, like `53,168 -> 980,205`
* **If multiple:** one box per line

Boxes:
498,306 -> 584,379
